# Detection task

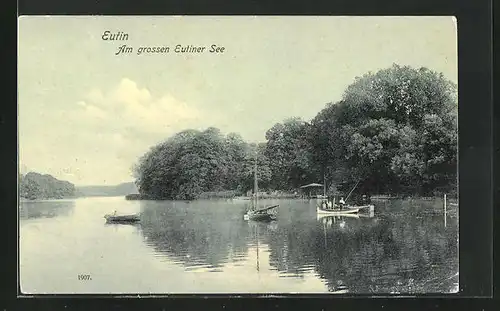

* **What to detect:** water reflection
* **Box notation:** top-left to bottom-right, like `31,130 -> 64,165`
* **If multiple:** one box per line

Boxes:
246,220 -> 280,273
104,222 -> 143,233
139,200 -> 251,269
19,200 -> 75,220
19,197 -> 457,293
135,199 -> 457,293
270,201 -> 457,293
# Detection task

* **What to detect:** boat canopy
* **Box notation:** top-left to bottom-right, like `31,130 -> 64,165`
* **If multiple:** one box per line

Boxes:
300,183 -> 323,188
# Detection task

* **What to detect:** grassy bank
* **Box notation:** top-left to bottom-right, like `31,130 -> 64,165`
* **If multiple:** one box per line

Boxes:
125,192 -> 457,203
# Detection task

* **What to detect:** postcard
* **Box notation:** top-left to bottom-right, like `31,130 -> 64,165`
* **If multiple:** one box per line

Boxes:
18,16 -> 458,295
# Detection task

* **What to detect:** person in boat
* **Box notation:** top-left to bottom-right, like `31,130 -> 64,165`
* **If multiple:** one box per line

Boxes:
321,199 -> 328,209
359,194 -> 371,205
363,194 -> 371,204
324,197 -> 332,209
339,197 -> 345,210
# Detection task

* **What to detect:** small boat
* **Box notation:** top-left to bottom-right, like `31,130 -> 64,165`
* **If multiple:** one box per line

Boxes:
104,212 -> 141,223
332,284 -> 349,294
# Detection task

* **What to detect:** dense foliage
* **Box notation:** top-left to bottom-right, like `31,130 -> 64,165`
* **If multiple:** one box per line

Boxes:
264,118 -> 319,190
133,128 -> 265,200
311,65 -> 457,196
133,65 -> 457,199
19,172 -> 76,200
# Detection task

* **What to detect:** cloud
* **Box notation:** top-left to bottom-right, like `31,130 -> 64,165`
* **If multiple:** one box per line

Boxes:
74,78 -> 203,135
34,78 -> 213,184
76,101 -> 108,119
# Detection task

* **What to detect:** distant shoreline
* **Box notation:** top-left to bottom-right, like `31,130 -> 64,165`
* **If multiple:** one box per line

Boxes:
19,195 -> 122,202
19,197 -> 78,203
18,193 -> 458,202
124,193 -> 301,201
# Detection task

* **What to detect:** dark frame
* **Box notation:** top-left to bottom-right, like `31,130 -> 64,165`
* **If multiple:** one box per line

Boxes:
5,0 -> 495,310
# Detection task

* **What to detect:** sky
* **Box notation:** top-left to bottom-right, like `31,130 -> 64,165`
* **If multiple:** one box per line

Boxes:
18,16 -> 457,186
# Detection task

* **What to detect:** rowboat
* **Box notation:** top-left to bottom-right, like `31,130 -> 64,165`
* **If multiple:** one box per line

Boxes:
104,212 -> 141,223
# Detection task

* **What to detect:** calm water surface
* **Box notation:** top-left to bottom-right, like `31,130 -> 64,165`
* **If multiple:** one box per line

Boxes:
19,197 -> 458,294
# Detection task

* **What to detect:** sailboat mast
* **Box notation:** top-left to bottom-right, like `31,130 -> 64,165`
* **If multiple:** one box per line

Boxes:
254,154 -> 258,203
323,171 -> 326,197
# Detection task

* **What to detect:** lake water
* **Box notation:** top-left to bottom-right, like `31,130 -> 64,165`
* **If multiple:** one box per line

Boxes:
19,197 -> 459,294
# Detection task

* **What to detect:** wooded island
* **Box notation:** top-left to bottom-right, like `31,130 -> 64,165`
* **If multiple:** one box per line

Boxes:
132,65 -> 458,200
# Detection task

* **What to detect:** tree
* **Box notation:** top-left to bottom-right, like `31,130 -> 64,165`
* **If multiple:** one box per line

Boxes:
239,143 -> 272,193
310,64 -> 457,196
223,133 -> 249,190
134,65 -> 457,199
264,118 -> 319,190
133,128 -> 258,200
19,172 -> 76,199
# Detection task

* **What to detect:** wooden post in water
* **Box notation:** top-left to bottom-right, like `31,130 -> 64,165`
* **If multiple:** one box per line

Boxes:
323,172 -> 327,197
254,223 -> 260,272
253,153 -> 258,211
444,194 -> 447,227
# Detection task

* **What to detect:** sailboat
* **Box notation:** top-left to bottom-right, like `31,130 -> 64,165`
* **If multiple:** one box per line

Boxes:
243,155 -> 279,222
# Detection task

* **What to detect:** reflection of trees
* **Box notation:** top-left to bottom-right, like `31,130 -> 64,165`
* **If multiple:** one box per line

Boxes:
19,200 -> 75,220
263,205 -> 458,293
266,219 -> 317,276
139,201 -> 251,268
138,199 -> 457,293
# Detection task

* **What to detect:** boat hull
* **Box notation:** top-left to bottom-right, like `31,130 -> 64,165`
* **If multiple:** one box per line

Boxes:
104,214 -> 141,223
245,210 -> 277,221
317,203 -> 374,214
316,206 -> 363,215
244,209 -> 277,222
248,213 -> 276,222
317,213 -> 360,220
244,204 -> 279,222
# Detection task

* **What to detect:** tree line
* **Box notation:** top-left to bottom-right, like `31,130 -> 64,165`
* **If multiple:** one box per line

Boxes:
133,64 -> 457,200
19,172 -> 76,200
